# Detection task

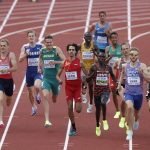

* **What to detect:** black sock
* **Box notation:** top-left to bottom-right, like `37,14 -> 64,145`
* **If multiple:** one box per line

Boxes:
72,123 -> 76,130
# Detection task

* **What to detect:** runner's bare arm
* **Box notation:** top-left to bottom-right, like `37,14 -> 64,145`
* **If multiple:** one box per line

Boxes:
56,62 -> 64,84
56,46 -> 66,61
109,66 -> 116,83
19,45 -> 27,62
88,23 -> 96,32
37,50 -> 43,74
86,64 -> 96,82
117,65 -> 126,90
8,52 -> 18,72
140,63 -> 150,81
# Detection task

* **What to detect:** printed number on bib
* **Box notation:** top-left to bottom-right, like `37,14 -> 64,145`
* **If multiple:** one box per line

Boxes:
44,60 -> 55,68
109,57 -> 119,66
28,58 -> 38,66
82,52 -> 93,60
97,36 -> 107,43
66,71 -> 77,80
127,77 -> 140,85
0,65 -> 9,74
96,76 -> 108,86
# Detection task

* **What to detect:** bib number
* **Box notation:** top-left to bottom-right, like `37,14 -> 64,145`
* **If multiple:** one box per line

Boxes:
82,52 -> 94,60
66,71 -> 77,80
0,65 -> 10,74
97,36 -> 107,43
44,60 -> 55,68
127,77 -> 140,85
96,76 -> 108,86
28,58 -> 38,66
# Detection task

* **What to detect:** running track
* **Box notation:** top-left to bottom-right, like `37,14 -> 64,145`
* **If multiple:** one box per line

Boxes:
0,0 -> 150,150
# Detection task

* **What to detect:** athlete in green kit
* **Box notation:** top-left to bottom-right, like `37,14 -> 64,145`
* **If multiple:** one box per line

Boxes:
38,35 -> 66,127
105,32 -> 123,119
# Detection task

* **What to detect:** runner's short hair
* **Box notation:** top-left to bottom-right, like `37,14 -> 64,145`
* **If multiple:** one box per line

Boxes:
27,30 -> 36,36
130,47 -> 139,53
109,32 -> 118,39
0,39 -> 9,46
44,35 -> 53,41
99,11 -> 106,16
67,43 -> 79,56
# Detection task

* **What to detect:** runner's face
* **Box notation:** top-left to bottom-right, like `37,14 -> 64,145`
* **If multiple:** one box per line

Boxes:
84,34 -> 92,43
0,41 -> 9,53
121,44 -> 129,56
28,32 -> 36,43
68,46 -> 76,57
99,13 -> 106,23
44,38 -> 53,50
129,51 -> 139,62
110,34 -> 118,45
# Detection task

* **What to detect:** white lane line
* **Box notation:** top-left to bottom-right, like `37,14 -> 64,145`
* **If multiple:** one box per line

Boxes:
0,0 -> 56,149
39,0 -> 56,41
0,0 -> 18,33
63,0 -> 93,150
131,31 -> 150,44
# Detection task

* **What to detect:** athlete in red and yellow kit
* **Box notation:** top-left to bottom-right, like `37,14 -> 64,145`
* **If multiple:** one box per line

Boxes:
57,43 -> 87,136
0,39 -> 17,128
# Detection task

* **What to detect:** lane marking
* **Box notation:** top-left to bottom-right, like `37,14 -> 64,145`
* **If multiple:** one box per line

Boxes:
0,0 -> 18,33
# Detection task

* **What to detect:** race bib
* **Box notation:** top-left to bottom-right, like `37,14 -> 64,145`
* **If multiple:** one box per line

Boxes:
109,57 -> 119,66
96,76 -> 108,86
0,65 -> 10,74
44,60 -> 55,68
97,36 -> 107,43
28,58 -> 38,66
66,71 -> 77,80
127,77 -> 140,85
82,52 -> 94,60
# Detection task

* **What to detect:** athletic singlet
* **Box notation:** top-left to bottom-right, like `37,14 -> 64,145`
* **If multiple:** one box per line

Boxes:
108,44 -> 122,67
64,58 -> 81,86
0,52 -> 12,79
125,62 -> 143,95
80,41 -> 95,72
94,22 -> 110,50
93,64 -> 110,96
41,46 -> 60,79
23,43 -> 42,73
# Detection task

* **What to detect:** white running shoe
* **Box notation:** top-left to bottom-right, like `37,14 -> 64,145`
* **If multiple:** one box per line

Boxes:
82,94 -> 87,104
87,104 -> 93,113
133,120 -> 139,130
126,130 -> 133,140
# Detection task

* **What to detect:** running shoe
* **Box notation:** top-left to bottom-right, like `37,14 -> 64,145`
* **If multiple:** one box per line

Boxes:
31,106 -> 37,116
87,104 -> 93,113
113,111 -> 120,119
36,94 -> 41,104
119,117 -> 125,128
126,130 -> 133,140
133,120 -> 139,130
0,121 -> 4,128
69,128 -> 76,136
96,126 -> 101,136
44,120 -> 52,128
103,120 -> 109,130
82,94 -> 87,104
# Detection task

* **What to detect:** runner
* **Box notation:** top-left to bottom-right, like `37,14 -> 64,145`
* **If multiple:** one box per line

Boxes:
19,30 -> 43,116
87,52 -> 116,136
117,47 -> 150,140
0,39 -> 17,127
38,35 -> 66,127
113,42 -> 130,128
79,32 -> 95,113
105,32 -> 123,119
56,43 -> 87,136
89,11 -> 112,53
